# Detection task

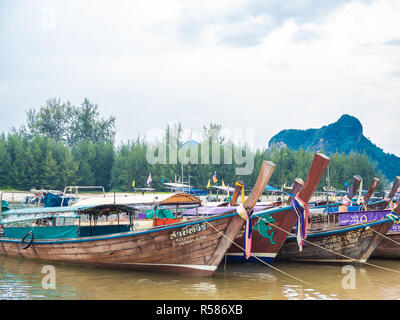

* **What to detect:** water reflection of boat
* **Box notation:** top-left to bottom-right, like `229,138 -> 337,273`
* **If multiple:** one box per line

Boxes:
0,161 -> 274,277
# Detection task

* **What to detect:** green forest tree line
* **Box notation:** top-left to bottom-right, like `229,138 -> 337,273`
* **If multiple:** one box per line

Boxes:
0,98 -> 388,193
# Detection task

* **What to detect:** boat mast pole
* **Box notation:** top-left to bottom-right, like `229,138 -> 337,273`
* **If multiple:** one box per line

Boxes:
181,162 -> 184,185
326,165 -> 330,203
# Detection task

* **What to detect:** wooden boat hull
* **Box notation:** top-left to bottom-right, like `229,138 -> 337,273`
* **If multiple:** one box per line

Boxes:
0,213 -> 244,277
371,232 -> 400,259
276,219 -> 393,263
227,208 -> 297,263
367,200 -> 390,211
227,152 -> 331,263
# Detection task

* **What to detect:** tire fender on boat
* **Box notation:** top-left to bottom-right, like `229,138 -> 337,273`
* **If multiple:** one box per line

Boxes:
20,232 -> 34,249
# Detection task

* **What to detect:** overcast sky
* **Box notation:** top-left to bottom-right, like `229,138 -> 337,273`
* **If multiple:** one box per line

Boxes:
1,0 -> 400,155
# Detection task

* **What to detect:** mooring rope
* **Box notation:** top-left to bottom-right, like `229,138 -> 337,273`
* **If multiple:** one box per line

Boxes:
199,214 -> 353,300
327,203 -> 400,248
198,215 -> 312,285
359,218 -> 400,248
257,215 -> 400,276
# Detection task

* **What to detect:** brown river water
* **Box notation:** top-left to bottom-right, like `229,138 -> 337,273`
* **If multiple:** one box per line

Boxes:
1,254 -> 400,300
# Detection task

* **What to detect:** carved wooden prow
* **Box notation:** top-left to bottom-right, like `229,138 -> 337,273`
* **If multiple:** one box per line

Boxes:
347,175 -> 362,200
297,153 -> 330,203
243,161 -> 276,214
363,177 -> 380,203
286,178 -> 304,205
388,177 -> 400,201
230,181 -> 244,206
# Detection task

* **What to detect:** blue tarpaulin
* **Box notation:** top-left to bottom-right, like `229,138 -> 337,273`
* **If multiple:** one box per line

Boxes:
265,185 -> 294,197
265,185 -> 280,192
42,192 -> 74,207
176,188 -> 207,196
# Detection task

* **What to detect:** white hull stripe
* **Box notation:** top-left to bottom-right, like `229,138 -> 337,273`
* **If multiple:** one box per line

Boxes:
226,252 -> 277,258
125,262 -> 217,271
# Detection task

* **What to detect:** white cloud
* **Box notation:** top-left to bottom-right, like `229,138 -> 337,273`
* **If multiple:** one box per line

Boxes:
0,0 -> 400,157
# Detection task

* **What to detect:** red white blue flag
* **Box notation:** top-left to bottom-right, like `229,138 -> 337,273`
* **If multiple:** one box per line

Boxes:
290,197 -> 309,252
147,173 -> 152,186
244,215 -> 252,260
212,171 -> 217,184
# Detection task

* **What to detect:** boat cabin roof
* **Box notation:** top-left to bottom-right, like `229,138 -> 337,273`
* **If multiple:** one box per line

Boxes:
0,192 -> 201,225
0,204 -> 136,225
158,193 -> 201,206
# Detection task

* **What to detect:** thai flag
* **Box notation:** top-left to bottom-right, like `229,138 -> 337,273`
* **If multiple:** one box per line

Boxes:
147,173 -> 152,186
212,171 -> 217,184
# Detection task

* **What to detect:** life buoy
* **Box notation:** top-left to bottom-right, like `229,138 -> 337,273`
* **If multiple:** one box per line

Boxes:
20,232 -> 34,249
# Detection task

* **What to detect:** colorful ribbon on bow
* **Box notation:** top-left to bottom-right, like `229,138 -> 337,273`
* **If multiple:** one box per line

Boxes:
290,196 -> 310,252
342,195 -> 352,206
244,213 -> 253,260
356,179 -> 363,205
235,181 -> 245,204
236,204 -> 253,260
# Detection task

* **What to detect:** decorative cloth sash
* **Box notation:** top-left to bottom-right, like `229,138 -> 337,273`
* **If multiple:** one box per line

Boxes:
236,204 -> 253,259
236,204 -> 248,220
243,214 -> 253,260
356,179 -> 363,205
342,195 -> 352,206
290,196 -> 310,252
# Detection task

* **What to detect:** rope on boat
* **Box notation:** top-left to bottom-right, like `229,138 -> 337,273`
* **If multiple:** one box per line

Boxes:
200,215 -> 351,299
258,216 -> 400,276
198,216 -> 311,285
355,213 -> 400,248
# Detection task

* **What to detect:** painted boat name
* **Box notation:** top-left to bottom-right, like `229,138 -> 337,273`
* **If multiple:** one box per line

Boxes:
170,222 -> 208,247
170,222 -> 207,240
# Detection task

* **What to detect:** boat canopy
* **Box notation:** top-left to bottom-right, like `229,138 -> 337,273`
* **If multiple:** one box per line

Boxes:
182,204 -> 272,217
0,206 -> 88,224
179,188 -> 207,196
0,204 -> 136,224
265,185 -> 294,196
43,192 -> 75,207
78,204 -> 136,216
0,193 -> 201,225
158,193 -> 201,206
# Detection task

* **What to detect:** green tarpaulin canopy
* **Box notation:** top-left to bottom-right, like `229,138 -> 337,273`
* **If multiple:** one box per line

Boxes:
145,208 -> 175,219
1,200 -> 8,212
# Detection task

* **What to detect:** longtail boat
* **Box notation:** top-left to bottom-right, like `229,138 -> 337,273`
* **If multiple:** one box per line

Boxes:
286,178 -> 304,205
312,175 -> 398,213
367,176 -> 400,211
296,176 -> 400,261
307,175 -> 361,208
363,177 -> 380,204
0,161 -> 274,277
276,201 -> 397,264
226,153 -> 330,263
368,176 -> 400,258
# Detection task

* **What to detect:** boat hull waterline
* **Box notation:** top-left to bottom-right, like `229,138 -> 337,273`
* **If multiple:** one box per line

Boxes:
277,219 -> 393,263
0,213 -> 244,277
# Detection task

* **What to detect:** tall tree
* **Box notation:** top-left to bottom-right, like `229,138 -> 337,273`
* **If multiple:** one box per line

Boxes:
0,133 -> 11,187
19,97 -> 116,147
41,152 -> 61,189
22,98 -> 73,143
68,98 -> 115,146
